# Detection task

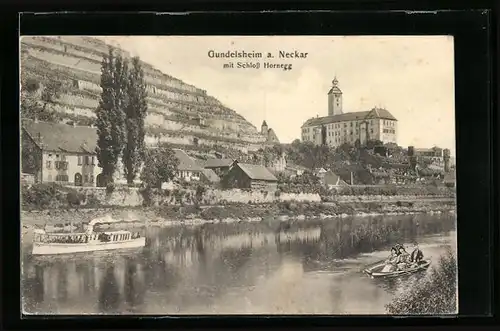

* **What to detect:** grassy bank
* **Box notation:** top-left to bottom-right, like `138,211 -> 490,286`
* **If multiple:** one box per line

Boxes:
385,247 -> 457,315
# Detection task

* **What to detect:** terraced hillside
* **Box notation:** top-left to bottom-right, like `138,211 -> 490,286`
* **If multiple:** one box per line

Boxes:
20,36 -> 271,152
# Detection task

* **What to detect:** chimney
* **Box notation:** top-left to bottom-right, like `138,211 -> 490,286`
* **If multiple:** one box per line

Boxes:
37,133 -> 44,150
350,171 -> 354,185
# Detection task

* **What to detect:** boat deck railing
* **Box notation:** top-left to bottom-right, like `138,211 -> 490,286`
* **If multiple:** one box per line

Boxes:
33,231 -> 139,244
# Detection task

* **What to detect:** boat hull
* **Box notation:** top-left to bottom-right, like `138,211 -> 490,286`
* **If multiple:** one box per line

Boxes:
31,237 -> 146,256
363,260 -> 431,279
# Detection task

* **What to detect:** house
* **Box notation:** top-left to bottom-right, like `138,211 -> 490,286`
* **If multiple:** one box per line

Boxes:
22,120 -> 101,187
322,171 -> 348,188
286,163 -> 309,178
221,163 -> 278,190
201,168 -> 220,185
313,168 -> 328,179
21,173 -> 35,185
172,149 -> 204,182
202,158 -> 237,177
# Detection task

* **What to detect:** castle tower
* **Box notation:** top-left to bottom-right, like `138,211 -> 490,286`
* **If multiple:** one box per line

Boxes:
261,120 -> 268,135
328,77 -> 343,116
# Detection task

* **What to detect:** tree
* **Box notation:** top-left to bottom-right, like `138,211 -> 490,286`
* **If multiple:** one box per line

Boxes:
96,48 -> 129,185
123,56 -> 148,185
366,139 -> 383,150
140,145 -> 180,189
21,132 -> 42,177
20,75 -> 64,122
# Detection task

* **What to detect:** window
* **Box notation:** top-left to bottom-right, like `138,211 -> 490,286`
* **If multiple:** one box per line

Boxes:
78,156 -> 82,165
56,154 -> 60,160
84,156 -> 90,165
55,161 -> 68,170
48,153 -> 52,158
56,174 -> 68,182
46,161 -> 51,169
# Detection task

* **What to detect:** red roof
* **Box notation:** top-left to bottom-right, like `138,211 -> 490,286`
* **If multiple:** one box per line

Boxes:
302,107 -> 397,127
23,120 -> 97,154
172,149 -> 204,172
236,163 -> 278,181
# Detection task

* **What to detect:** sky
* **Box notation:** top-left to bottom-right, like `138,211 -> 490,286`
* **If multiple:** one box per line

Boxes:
98,36 -> 456,155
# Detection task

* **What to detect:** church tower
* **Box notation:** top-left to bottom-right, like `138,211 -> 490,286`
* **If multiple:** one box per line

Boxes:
328,77 -> 343,116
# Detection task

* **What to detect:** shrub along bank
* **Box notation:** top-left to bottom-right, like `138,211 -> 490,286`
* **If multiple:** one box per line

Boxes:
385,247 -> 457,315
21,182 -> 455,211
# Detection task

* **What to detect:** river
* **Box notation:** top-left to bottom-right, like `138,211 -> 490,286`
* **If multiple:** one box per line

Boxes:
21,212 -> 457,315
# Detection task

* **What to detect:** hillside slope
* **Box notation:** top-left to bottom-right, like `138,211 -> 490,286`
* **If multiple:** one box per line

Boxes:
20,36 -> 270,153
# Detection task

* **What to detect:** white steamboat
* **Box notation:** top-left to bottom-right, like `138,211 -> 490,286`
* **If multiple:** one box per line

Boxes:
31,221 -> 146,256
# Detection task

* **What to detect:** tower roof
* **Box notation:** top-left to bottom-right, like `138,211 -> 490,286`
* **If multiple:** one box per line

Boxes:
328,77 -> 342,94
262,120 -> 268,127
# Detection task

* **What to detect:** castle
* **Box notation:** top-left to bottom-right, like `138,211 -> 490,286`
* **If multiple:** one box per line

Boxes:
301,77 -> 398,147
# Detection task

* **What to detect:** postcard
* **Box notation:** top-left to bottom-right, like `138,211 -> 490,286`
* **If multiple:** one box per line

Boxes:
20,35 -> 457,315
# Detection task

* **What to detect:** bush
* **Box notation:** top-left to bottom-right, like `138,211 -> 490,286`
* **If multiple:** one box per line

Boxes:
106,182 -> 116,195
66,191 -> 85,206
22,183 -> 64,209
86,193 -> 101,208
385,248 -> 457,315
139,186 -> 154,207
195,185 -> 206,200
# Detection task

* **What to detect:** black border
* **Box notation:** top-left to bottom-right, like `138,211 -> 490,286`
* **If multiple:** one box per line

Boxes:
2,4 -> 498,330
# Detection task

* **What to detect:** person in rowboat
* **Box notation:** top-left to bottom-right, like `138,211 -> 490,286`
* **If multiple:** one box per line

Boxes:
396,245 -> 411,270
410,243 -> 424,264
382,247 -> 400,272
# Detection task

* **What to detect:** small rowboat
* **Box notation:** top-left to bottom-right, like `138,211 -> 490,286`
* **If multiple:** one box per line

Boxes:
363,259 -> 431,279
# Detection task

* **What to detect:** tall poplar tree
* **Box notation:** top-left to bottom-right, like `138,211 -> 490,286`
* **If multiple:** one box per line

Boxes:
123,56 -> 148,184
96,47 -> 128,184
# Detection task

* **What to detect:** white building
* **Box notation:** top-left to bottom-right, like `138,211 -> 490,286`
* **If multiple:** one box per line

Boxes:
301,78 -> 398,147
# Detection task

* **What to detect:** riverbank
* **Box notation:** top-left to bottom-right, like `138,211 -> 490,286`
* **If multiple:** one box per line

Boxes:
21,197 -> 455,235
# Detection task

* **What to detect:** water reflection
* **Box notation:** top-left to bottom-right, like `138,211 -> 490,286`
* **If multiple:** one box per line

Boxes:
22,213 -> 456,314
